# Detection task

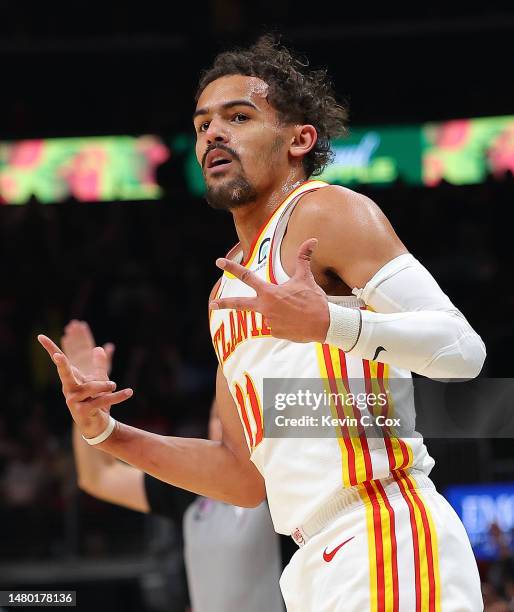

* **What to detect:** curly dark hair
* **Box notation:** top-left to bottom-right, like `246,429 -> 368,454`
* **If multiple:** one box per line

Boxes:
196,35 -> 348,177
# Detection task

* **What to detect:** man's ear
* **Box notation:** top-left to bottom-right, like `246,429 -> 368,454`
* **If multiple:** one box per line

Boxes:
289,125 -> 318,161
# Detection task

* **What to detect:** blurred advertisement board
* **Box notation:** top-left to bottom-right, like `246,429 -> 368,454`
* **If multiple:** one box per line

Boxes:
0,135 -> 169,204
320,126 -> 422,186
2,115 -> 513,204
179,114 -> 514,197
445,482 -> 514,561
422,115 -> 514,186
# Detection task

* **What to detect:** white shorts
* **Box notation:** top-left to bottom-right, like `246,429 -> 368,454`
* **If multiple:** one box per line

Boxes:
280,471 -> 483,612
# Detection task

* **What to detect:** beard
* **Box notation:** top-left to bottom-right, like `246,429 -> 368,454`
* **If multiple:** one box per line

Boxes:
205,173 -> 258,211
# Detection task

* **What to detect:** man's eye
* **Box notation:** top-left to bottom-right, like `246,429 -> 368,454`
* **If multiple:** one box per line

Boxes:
199,121 -> 210,132
233,113 -> 248,123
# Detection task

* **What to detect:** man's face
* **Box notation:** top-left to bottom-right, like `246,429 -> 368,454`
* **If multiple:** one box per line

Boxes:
194,75 -> 288,211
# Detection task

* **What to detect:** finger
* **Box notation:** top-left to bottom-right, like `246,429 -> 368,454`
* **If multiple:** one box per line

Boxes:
293,238 -> 318,281
62,320 -> 78,344
215,258 -> 267,292
62,321 -> 79,353
103,342 -> 116,376
53,352 -> 80,389
63,320 -> 81,339
103,342 -> 115,361
71,364 -> 87,384
69,380 -> 117,402
86,388 -> 133,410
38,335 -> 64,359
78,321 -> 96,347
62,320 -> 95,354
92,347 -> 109,381
209,297 -> 259,312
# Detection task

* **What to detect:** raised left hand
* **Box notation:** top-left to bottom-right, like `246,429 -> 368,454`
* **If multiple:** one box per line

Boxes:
37,334 -> 132,440
209,238 -> 329,343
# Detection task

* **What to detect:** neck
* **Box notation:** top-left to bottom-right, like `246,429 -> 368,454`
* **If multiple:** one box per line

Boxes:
232,169 -> 307,262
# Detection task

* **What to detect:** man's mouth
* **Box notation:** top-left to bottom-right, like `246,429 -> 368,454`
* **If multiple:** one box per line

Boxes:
205,149 -> 235,172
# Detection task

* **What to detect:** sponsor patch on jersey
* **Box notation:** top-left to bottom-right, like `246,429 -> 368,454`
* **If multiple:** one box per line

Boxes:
257,237 -> 271,264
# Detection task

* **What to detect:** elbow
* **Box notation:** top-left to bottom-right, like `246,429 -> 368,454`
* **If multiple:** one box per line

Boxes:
230,476 -> 266,508
237,488 -> 266,508
458,334 -> 487,379
77,476 -> 103,500
76,475 -> 88,492
423,332 -> 487,380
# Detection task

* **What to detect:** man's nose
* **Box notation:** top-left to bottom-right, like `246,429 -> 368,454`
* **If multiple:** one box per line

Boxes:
205,119 -> 229,145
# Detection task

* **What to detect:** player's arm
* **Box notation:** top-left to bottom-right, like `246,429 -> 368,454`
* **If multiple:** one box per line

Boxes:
38,332 -> 265,507
73,424 -> 149,512
61,321 -> 150,513
283,185 -> 487,379
211,186 -> 486,379
74,424 -> 195,520
97,366 -> 265,507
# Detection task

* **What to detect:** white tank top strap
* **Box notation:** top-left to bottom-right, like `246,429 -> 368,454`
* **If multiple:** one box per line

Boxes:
268,184 -> 326,284
267,184 -> 366,309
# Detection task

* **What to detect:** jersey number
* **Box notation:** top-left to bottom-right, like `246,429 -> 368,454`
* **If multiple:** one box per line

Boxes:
233,373 -> 263,450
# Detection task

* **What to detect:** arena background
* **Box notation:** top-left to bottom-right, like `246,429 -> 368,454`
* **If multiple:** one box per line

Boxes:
1,2 -> 513,610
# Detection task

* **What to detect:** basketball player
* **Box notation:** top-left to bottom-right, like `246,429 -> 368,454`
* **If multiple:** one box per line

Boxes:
39,37 -> 487,610
62,320 -> 284,612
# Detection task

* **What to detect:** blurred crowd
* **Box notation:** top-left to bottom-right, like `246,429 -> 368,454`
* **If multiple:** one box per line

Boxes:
1,173 -> 514,608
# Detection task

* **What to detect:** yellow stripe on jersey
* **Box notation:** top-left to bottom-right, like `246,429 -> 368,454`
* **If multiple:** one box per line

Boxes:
405,472 -> 441,612
393,471 -> 439,612
359,483 -> 379,612
371,480 -> 398,612
379,363 -> 414,472
329,345 -> 370,485
315,342 -> 353,488
359,479 -> 400,612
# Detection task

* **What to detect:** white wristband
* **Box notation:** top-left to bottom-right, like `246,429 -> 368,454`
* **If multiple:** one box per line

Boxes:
325,302 -> 362,351
82,416 -> 116,445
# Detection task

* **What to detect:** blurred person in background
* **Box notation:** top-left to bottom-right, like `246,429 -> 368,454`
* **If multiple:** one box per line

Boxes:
62,320 -> 284,612
485,523 -> 514,611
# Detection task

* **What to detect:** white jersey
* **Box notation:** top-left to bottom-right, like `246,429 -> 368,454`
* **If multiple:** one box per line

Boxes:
209,180 -> 434,535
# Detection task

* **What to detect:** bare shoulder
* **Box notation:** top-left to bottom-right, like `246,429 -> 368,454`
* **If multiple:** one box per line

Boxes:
292,184 -> 388,231
286,184 -> 408,287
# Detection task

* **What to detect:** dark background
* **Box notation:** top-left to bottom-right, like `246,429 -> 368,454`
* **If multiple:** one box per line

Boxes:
0,2 -> 513,610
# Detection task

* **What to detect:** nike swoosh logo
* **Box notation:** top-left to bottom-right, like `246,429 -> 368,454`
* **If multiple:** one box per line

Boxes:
372,346 -> 387,361
323,536 -> 355,562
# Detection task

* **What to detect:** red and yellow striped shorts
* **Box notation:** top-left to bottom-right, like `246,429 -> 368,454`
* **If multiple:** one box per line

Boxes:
280,471 -> 482,612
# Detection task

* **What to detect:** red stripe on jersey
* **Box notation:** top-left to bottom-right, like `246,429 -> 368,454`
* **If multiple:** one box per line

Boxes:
402,471 -> 437,612
339,350 -> 373,481
234,382 -> 254,449
322,343 -> 357,486
374,480 -> 400,612
364,481 -> 386,612
392,472 -> 422,612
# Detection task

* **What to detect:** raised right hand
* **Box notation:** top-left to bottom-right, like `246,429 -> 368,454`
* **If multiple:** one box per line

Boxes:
38,334 -> 133,440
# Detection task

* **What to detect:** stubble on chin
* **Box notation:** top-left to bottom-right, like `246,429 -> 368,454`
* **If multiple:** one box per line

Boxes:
205,175 -> 258,211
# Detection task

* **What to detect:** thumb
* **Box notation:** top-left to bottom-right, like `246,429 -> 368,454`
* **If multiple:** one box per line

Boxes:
92,346 -> 109,381
293,238 -> 318,281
